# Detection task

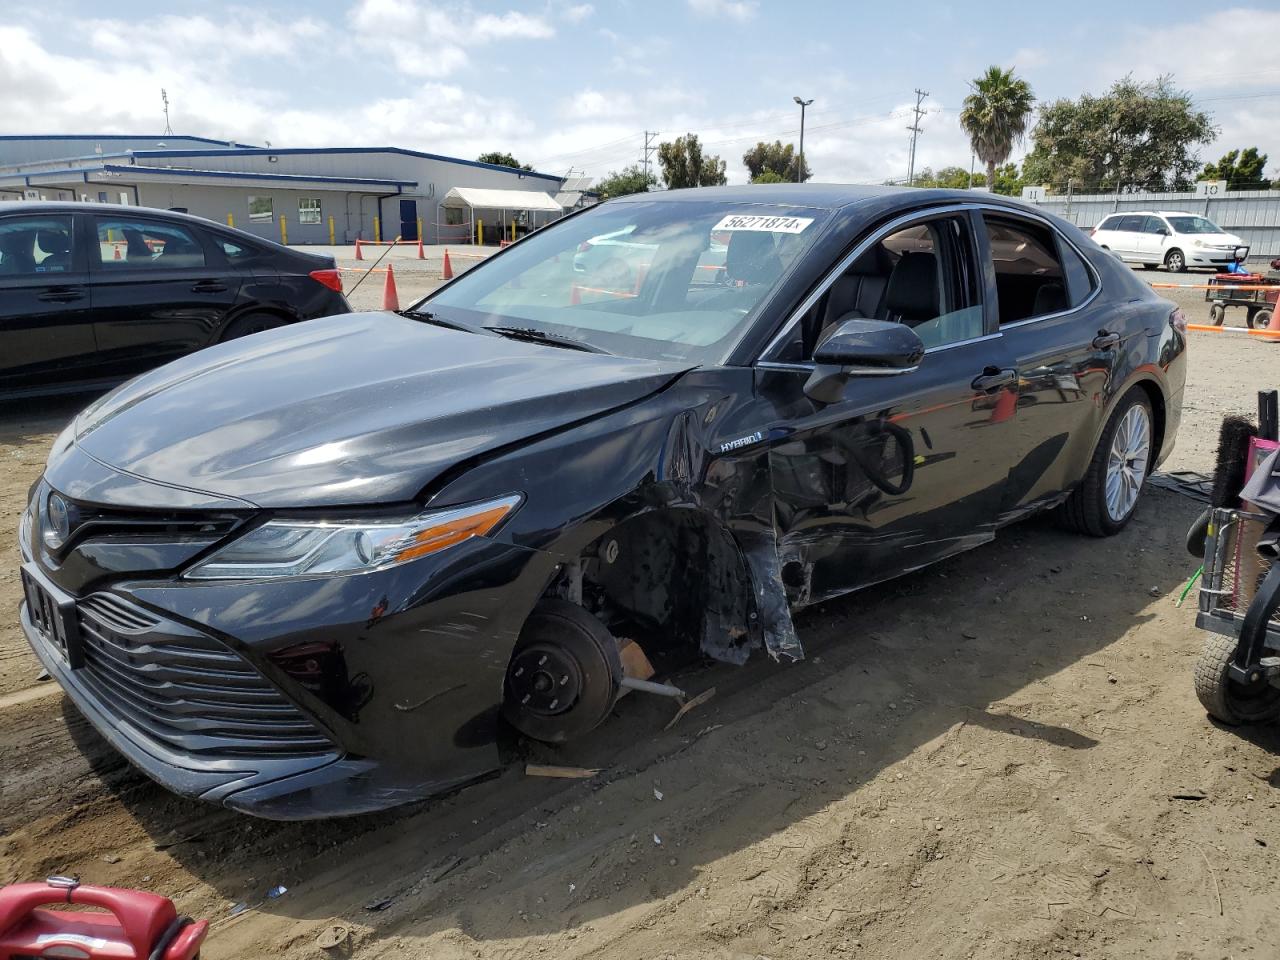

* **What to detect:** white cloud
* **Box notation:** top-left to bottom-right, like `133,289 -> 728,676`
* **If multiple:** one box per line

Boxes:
687,0 -> 758,22
562,3 -> 595,23
1101,8 -> 1280,90
1008,47 -> 1048,71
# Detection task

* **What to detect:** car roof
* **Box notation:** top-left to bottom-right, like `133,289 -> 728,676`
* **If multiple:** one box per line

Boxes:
605,183 -> 1043,213
1106,211 -> 1202,218
0,201 -> 232,231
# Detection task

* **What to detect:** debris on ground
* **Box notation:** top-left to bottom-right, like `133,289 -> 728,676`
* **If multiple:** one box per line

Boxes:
525,764 -> 602,779
317,924 -> 351,951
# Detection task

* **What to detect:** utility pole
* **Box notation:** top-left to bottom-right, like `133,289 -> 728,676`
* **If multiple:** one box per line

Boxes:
642,131 -> 659,187
161,88 -> 174,136
906,88 -> 928,186
793,96 -> 813,183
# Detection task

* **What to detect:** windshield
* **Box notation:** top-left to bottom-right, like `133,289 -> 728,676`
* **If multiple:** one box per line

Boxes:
420,199 -> 830,363
1166,216 -> 1224,235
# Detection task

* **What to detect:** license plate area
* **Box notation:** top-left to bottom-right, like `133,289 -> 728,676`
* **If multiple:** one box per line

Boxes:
20,566 -> 83,668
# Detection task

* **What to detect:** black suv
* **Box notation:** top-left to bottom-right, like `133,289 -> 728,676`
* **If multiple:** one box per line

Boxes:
0,202 -> 350,399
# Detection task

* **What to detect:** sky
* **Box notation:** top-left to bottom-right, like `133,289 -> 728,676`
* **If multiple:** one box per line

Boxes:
4,0 -> 1280,187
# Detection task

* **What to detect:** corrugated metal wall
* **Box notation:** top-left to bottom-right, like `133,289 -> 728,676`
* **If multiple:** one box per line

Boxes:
1029,189 -> 1280,259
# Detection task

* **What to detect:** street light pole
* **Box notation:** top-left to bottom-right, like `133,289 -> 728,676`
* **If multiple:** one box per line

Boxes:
793,96 -> 813,183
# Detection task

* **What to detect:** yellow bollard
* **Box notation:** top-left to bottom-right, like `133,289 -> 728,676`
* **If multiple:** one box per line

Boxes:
328,215 -> 336,245
476,219 -> 483,246
226,213 -> 234,228
417,216 -> 423,242
510,220 -> 515,243
279,216 -> 288,245
374,216 -> 381,243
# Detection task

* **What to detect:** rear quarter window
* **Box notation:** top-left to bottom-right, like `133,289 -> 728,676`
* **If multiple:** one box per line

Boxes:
1057,235 -> 1096,307
1097,216 -> 1121,231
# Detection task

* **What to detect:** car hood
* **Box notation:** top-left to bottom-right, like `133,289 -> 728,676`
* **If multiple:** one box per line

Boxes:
65,312 -> 691,508
1186,232 -> 1242,245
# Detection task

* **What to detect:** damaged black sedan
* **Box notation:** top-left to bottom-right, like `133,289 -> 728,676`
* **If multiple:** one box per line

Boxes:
18,185 -> 1186,818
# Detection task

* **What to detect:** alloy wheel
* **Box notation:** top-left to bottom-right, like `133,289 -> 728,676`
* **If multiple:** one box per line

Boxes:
1104,404 -> 1151,522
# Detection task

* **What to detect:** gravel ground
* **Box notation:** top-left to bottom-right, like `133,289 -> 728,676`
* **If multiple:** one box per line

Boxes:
1,267 -> 1277,960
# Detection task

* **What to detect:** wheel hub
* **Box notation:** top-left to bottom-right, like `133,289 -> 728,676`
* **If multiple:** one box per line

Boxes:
1105,404 -> 1151,522
506,643 -> 582,717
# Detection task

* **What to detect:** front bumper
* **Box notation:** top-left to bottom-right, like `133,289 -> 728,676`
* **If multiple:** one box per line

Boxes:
1187,245 -> 1248,265
19,504 -> 555,818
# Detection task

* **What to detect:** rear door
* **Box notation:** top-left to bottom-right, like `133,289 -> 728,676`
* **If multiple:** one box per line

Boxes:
0,212 -> 99,394
1112,215 -> 1144,259
977,211 -> 1120,516
88,214 -> 242,378
1135,215 -> 1169,264
758,208 -> 1020,605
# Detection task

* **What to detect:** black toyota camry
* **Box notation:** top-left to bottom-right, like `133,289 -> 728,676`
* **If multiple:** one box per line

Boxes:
18,185 -> 1186,818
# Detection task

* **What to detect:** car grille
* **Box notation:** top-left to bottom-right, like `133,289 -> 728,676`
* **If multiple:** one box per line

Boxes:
75,593 -> 334,760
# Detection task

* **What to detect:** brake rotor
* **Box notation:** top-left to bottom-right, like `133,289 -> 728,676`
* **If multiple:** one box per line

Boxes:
505,642 -> 584,716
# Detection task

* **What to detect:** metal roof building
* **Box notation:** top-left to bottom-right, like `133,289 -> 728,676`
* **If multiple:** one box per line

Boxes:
0,136 -> 587,245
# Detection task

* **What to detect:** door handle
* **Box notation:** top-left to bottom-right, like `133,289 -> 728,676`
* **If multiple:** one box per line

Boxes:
191,281 -> 227,293
1092,330 -> 1121,350
37,288 -> 85,303
971,367 -> 1017,393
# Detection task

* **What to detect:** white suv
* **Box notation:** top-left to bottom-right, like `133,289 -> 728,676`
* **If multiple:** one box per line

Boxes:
1090,211 -> 1246,272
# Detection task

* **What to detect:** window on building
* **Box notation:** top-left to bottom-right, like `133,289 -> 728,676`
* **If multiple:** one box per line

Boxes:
298,198 -> 322,224
248,196 -> 273,222
97,191 -> 109,203
94,218 -> 206,269
119,192 -> 131,206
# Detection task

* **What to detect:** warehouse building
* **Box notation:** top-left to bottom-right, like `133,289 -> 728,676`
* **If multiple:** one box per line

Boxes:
0,135 -> 585,245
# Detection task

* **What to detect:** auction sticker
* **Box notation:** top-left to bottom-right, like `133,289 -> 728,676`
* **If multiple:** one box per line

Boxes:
713,214 -> 813,234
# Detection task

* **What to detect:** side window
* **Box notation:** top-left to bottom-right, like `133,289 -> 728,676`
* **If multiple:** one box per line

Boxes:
1057,238 -> 1096,307
802,215 -> 982,357
1116,215 -> 1143,232
1097,216 -> 1120,231
220,238 -> 264,263
0,216 -> 75,276
982,215 -> 1068,324
95,219 -> 207,269
1142,216 -> 1166,235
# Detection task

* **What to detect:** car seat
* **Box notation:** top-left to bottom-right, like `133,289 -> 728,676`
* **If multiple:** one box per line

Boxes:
34,229 -> 72,272
880,251 -> 940,327
123,229 -> 154,263
1031,282 -> 1067,316
723,232 -> 783,287
813,244 -> 893,349
0,232 -> 36,275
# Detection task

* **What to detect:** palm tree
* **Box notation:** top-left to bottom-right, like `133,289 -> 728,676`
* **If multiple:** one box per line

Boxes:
959,66 -> 1035,194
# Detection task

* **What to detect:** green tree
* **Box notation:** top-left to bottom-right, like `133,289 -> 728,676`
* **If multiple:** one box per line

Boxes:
959,65 -> 1036,195
914,165 -> 984,189
1199,147 -> 1270,190
658,134 -> 728,189
477,151 -> 533,171
1022,76 -> 1217,192
742,140 -> 811,183
750,169 -> 788,184
594,164 -> 657,198
990,162 -> 1024,196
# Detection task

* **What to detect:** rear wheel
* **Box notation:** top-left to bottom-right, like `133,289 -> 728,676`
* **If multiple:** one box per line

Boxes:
1208,303 -> 1226,326
1255,308 -> 1274,330
1058,389 -> 1153,536
220,312 -> 287,341
1193,631 -> 1280,725
1164,249 -> 1187,273
502,600 -> 622,743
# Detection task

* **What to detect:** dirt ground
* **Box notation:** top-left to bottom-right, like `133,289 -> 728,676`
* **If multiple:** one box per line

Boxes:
2,277 -> 1279,960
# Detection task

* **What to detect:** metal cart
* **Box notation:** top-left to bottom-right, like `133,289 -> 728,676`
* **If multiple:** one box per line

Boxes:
1194,507 -> 1280,723
1205,270 -> 1279,328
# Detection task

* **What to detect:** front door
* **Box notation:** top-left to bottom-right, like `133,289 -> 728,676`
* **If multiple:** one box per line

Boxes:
88,214 -> 241,379
400,199 -> 419,242
760,211 -> 1018,608
0,212 -> 99,394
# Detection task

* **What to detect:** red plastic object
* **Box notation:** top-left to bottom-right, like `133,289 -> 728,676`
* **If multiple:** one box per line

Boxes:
0,880 -> 208,960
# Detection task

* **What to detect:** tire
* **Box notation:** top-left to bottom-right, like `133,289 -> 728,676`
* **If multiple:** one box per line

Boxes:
502,599 -> 622,743
1186,508 -> 1211,558
219,312 -> 288,341
1193,631 -> 1280,725
1255,308 -> 1274,330
1141,262 -> 1158,271
1208,303 -> 1226,326
1164,249 -> 1187,273
1058,388 -> 1154,537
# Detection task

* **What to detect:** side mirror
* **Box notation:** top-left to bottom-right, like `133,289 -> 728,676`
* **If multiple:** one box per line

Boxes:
804,318 -> 925,404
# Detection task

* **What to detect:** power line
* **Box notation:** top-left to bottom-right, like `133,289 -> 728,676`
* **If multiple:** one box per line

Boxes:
906,88 -> 928,186
642,130 -> 659,184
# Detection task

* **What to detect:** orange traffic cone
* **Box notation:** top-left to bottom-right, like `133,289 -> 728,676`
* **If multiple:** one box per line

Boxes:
442,249 -> 453,280
416,238 -> 425,259
355,239 -> 363,261
570,282 -> 582,306
382,263 -> 400,311
1269,300 -> 1280,334
113,246 -> 121,260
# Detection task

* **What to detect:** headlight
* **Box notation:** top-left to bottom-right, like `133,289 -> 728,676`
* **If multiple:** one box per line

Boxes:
184,494 -> 521,580
1193,239 -> 1206,248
